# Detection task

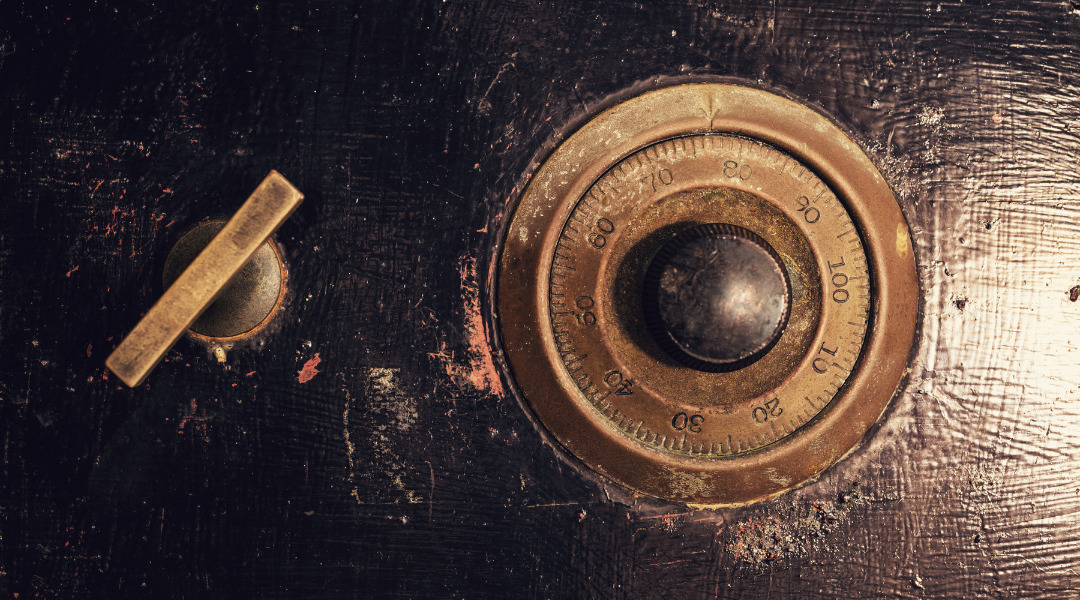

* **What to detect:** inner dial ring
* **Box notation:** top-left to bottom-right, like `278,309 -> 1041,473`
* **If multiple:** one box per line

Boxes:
548,134 -> 870,458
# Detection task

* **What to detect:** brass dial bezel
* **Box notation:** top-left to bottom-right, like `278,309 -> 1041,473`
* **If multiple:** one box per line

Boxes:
497,83 -> 919,505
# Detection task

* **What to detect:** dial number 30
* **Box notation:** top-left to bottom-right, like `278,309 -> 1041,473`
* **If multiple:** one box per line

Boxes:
672,412 -> 704,433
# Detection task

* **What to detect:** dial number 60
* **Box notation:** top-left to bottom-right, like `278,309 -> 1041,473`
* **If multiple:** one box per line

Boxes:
587,218 -> 616,249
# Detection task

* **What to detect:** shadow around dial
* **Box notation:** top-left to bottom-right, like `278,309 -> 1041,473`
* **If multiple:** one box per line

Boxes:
610,222 -> 701,369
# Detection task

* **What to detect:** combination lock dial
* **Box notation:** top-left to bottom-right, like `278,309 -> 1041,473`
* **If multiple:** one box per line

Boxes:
497,84 -> 919,505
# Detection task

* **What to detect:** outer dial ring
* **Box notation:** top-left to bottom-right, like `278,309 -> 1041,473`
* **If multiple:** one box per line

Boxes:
497,83 -> 919,505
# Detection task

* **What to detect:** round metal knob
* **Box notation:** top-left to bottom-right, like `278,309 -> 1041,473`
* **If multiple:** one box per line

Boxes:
162,220 -> 285,339
642,223 -> 790,371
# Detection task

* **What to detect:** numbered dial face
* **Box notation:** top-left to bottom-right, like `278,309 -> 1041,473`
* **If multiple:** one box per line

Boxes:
497,83 -> 919,505
548,134 -> 870,457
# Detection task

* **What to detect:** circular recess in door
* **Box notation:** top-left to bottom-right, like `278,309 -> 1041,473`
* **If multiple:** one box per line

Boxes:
497,83 -> 918,505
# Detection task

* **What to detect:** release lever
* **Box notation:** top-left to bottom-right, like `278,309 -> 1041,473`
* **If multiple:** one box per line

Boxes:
106,171 -> 304,387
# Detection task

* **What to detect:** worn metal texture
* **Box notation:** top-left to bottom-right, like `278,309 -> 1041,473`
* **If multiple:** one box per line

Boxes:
1,0 -> 1078,598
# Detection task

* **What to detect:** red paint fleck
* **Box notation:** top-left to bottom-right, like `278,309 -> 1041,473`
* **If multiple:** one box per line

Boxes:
65,265 -> 79,277
503,185 -> 519,206
177,398 -> 209,439
298,353 -> 322,383
991,112 -> 1003,123
86,343 -> 92,357
245,370 -> 256,377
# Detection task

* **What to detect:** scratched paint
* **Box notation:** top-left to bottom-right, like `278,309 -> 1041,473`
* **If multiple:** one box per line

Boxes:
176,398 -> 210,441
433,258 -> 504,396
4,0 -> 1080,598
344,368 -> 423,505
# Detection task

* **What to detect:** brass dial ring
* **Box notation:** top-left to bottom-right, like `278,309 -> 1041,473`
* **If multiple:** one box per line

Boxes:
497,84 -> 919,505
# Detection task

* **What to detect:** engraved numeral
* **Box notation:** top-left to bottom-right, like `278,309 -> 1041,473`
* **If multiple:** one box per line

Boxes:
672,412 -> 704,433
574,295 -> 596,326
604,370 -> 634,396
587,218 -> 615,249
828,257 -> 850,303
642,167 -> 674,192
752,397 -> 783,424
796,195 -> 821,224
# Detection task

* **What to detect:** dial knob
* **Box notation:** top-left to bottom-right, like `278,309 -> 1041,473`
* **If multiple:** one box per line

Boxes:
643,223 -> 790,372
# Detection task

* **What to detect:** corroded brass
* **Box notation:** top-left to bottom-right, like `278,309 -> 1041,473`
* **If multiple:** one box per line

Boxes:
497,84 -> 919,505
162,219 -> 287,340
106,171 -> 303,387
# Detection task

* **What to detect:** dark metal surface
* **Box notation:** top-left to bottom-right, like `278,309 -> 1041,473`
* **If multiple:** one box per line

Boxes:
1,1 -> 1079,598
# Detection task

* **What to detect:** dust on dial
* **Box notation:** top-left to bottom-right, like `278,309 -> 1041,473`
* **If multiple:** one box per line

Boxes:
546,133 -> 870,458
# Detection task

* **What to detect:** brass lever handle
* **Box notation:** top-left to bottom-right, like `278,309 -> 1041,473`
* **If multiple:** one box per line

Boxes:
106,171 -> 304,387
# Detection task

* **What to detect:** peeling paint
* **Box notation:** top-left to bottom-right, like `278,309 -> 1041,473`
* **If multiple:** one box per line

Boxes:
435,258 -> 504,396
896,223 -> 911,257
917,105 -> 945,127
297,353 -> 321,383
